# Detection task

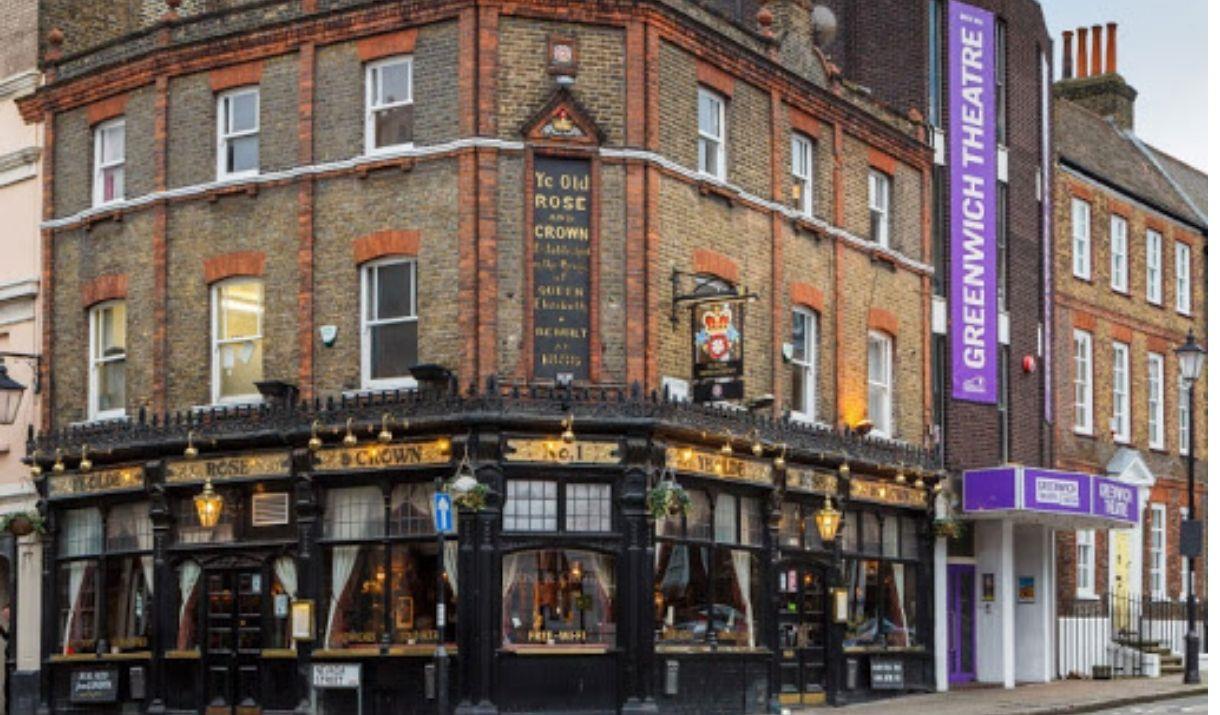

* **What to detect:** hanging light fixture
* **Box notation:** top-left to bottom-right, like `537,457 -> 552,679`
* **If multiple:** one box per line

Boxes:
895,464 -> 906,485
78,444 -> 92,473
308,420 -> 323,452
29,460 -> 41,478
838,461 -> 850,480
184,430 -> 199,459
773,443 -> 787,470
342,418 -> 358,447
720,429 -> 734,456
750,430 -> 764,457
561,413 -> 576,444
913,470 -> 926,490
814,496 -> 842,544
52,449 -> 65,473
194,476 -> 223,528
378,413 -> 394,444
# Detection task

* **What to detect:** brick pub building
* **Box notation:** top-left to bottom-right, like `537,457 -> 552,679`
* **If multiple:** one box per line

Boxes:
14,1 -> 947,712
1051,25 -> 1207,675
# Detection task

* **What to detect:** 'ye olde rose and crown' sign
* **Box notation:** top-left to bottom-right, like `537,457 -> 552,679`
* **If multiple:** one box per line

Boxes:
48,465 -> 144,497
314,440 -> 452,471
949,0 -> 998,404
665,447 -> 771,485
166,452 -> 291,484
504,438 -> 620,465
532,156 -> 592,381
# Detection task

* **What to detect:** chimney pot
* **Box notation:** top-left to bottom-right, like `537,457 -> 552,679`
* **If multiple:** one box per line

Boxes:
1076,27 -> 1088,80
1062,30 -> 1074,79
1091,24 -> 1103,76
1106,22 -> 1117,74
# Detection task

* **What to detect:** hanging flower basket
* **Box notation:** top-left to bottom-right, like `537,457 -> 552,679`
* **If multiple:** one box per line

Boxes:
932,517 -> 964,540
647,480 -> 691,520
446,480 -> 488,512
0,511 -> 45,537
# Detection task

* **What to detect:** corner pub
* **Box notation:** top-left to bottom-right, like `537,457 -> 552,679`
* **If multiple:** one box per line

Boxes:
17,0 -> 944,713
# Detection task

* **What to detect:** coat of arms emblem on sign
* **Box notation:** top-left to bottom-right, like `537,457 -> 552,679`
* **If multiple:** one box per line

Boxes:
695,302 -> 740,363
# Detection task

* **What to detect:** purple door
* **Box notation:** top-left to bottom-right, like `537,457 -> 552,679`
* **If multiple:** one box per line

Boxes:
947,565 -> 976,684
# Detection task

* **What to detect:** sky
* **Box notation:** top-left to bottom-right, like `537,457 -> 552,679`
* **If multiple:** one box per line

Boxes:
1040,0 -> 1208,171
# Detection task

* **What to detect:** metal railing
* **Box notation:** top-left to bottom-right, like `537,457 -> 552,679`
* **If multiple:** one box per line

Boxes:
1057,593 -> 1208,679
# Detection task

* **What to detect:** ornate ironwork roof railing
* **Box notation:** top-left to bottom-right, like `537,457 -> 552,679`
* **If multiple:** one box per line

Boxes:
26,379 -> 942,477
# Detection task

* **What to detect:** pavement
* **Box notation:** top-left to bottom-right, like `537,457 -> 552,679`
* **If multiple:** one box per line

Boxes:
793,675 -> 1207,714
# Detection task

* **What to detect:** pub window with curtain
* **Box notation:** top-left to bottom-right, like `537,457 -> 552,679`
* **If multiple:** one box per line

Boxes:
842,511 -> 923,649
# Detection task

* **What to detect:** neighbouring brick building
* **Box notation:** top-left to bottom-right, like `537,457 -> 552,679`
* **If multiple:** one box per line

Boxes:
14,1 -> 947,713
1050,24 -> 1208,670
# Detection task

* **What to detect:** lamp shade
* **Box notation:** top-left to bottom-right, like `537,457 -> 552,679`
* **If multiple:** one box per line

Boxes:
194,478 -> 223,528
0,363 -> 26,426
1176,329 -> 1206,383
815,497 -> 842,544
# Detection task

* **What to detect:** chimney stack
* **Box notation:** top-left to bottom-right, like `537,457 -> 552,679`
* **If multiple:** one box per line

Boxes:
1061,30 -> 1073,79
1090,24 -> 1102,76
1055,23 -> 1137,130
1105,22 -> 1117,74
1075,27 -> 1087,79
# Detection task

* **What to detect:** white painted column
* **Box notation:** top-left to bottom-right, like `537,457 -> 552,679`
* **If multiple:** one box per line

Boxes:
934,534 -> 949,691
999,519 -> 1016,689
16,534 -> 40,671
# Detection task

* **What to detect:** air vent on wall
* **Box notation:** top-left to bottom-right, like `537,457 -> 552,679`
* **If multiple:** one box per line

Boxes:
251,493 -> 290,527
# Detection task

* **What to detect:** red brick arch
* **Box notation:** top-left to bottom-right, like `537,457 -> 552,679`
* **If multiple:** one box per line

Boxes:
80,274 -> 128,309
203,251 -> 266,284
692,248 -> 740,286
353,230 -> 421,264
867,307 -> 899,337
790,282 -> 825,313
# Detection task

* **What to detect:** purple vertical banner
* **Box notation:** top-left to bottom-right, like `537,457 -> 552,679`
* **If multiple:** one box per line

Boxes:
948,1 -> 997,403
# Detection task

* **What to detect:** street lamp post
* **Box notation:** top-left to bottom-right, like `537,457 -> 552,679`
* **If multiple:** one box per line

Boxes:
1175,329 -> 1205,685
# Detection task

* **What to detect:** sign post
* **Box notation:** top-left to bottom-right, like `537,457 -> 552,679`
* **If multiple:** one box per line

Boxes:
433,479 -> 452,714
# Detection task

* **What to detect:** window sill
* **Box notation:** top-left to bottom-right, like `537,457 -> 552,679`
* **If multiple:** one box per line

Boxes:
71,413 -> 130,428
1075,592 -> 1100,601
1072,429 -> 1095,439
654,644 -> 770,655
349,379 -> 419,396
364,142 -> 416,158
195,396 -> 265,413
51,652 -> 151,662
500,645 -> 612,656
695,176 -> 736,205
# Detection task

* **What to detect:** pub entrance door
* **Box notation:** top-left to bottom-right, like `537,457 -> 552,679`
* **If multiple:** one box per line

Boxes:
777,562 -> 827,706
947,564 -> 976,684
204,568 -> 265,715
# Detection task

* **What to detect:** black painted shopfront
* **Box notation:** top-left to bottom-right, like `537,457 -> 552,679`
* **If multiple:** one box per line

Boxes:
29,386 -> 939,714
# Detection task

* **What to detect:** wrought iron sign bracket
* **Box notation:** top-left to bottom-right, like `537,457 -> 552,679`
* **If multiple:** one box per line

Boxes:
669,268 -> 759,327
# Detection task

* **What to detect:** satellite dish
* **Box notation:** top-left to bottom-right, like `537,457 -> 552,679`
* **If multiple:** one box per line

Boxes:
811,5 -> 838,47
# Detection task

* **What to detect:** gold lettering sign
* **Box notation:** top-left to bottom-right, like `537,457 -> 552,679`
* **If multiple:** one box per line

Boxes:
48,466 -> 144,497
665,447 -> 772,485
786,468 -> 837,495
528,630 -> 588,644
314,440 -> 452,472
504,439 -> 620,465
850,479 -> 926,509
166,452 -> 291,484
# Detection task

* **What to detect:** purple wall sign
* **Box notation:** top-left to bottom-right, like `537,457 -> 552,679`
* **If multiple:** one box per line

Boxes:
962,467 -> 1017,512
1023,469 -> 1091,516
948,1 -> 998,404
1093,477 -> 1138,523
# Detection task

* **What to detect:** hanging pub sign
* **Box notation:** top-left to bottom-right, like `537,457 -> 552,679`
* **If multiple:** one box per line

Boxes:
532,155 -> 592,381
691,299 -> 744,403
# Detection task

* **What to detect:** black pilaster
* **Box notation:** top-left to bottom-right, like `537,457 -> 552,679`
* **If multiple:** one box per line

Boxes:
291,449 -> 318,715
146,461 -> 170,714
455,428 -> 500,715
619,434 -> 658,715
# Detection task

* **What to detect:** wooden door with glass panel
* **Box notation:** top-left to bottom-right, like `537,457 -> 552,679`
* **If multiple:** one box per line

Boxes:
204,568 -> 264,715
778,563 -> 827,706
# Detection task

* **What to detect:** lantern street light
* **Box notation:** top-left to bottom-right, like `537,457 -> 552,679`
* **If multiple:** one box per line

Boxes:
194,477 -> 223,528
0,353 -> 40,426
815,496 -> 842,544
1175,328 -> 1205,684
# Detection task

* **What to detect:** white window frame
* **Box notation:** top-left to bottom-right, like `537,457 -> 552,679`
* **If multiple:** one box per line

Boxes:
790,307 -> 818,422
1111,341 -> 1129,442
364,55 -> 414,155
1174,242 -> 1191,315
216,87 -> 260,180
1075,529 -> 1096,599
360,257 -> 419,390
88,301 -> 127,421
868,169 -> 891,247
791,133 -> 814,217
1145,229 -> 1163,304
92,118 -> 125,207
1109,214 -> 1128,292
1149,503 -> 1166,600
697,86 -> 726,180
1072,330 -> 1093,435
1071,198 -> 1091,280
1147,352 -> 1164,450
1178,373 -> 1190,455
210,278 -> 264,405
867,330 -> 894,438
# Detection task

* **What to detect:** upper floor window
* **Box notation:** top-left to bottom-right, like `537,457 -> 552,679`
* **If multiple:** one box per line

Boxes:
1071,198 -> 1091,279
361,258 -> 418,389
1075,530 -> 1095,599
791,134 -> 814,217
88,301 -> 127,421
503,479 -> 612,533
1109,214 -> 1128,293
1111,341 -> 1129,442
868,170 -> 891,247
1146,229 -> 1163,304
1174,242 -> 1191,314
1149,504 -> 1166,599
994,20 -> 1008,145
867,331 -> 893,438
1072,329 -> 1093,434
790,308 -> 818,422
211,278 -> 264,404
216,87 -> 259,179
697,87 -> 726,180
92,118 -> 125,207
1178,374 -> 1191,455
365,56 -> 414,154
1147,352 -> 1164,450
